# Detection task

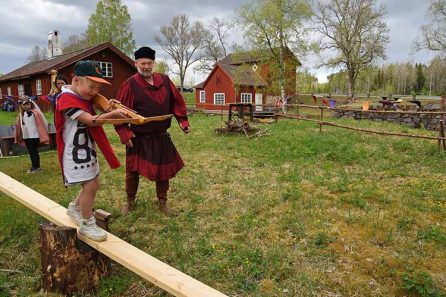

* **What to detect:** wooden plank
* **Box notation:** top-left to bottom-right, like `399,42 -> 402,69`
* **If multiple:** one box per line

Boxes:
0,171 -> 227,297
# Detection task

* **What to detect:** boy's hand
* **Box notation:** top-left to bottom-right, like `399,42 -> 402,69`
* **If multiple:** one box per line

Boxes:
110,108 -> 129,119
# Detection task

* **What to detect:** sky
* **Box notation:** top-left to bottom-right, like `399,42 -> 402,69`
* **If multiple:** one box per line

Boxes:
0,0 -> 437,84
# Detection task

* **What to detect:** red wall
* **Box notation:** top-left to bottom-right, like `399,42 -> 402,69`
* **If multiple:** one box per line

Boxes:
196,66 -> 236,110
0,48 -> 135,112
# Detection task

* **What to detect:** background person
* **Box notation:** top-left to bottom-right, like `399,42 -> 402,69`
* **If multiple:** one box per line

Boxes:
14,96 -> 50,173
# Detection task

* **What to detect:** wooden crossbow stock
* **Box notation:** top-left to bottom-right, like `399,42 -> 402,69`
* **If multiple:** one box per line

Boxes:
92,94 -> 172,125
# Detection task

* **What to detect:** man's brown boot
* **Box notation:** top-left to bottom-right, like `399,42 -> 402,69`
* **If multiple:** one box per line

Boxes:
158,198 -> 178,217
121,197 -> 136,215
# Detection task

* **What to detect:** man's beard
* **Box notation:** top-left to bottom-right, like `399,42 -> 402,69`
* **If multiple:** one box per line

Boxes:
138,69 -> 152,78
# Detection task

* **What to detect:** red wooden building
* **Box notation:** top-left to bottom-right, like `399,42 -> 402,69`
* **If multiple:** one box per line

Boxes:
195,47 -> 300,111
0,42 -> 135,112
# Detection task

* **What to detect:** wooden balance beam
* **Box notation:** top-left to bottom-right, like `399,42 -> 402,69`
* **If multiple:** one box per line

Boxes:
0,171 -> 227,297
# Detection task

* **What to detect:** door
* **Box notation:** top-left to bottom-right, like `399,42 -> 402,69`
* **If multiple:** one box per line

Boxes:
255,93 -> 263,111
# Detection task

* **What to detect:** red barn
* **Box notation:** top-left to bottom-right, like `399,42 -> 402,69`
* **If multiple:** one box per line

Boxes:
195,47 -> 300,111
0,42 -> 135,112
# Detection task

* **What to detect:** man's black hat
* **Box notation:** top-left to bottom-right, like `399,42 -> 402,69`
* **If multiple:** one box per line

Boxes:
134,46 -> 156,60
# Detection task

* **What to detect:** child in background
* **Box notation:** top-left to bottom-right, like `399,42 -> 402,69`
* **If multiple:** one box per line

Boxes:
55,60 -> 128,241
15,96 -> 50,173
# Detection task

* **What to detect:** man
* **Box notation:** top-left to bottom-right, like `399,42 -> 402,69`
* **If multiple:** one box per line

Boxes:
115,46 -> 191,216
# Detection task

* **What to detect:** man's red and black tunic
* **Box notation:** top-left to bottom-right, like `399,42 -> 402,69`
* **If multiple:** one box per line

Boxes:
115,73 -> 189,181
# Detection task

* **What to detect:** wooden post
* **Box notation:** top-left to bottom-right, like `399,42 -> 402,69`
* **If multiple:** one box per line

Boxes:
39,223 -> 110,295
440,96 -> 446,150
319,107 -> 324,133
439,120 -> 446,151
94,209 -> 111,231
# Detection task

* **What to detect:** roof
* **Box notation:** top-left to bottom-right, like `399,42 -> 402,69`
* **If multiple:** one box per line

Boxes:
219,64 -> 267,86
0,42 -> 134,82
194,81 -> 205,89
218,46 -> 301,66
200,63 -> 267,88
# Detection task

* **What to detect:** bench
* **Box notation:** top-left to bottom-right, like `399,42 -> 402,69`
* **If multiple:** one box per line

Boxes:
0,132 -> 56,157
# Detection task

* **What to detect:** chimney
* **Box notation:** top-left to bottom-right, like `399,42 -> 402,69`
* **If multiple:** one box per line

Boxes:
47,30 -> 63,59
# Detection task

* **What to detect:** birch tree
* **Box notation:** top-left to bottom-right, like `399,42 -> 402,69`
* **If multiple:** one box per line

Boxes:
238,0 -> 312,100
313,0 -> 389,97
415,0 -> 446,55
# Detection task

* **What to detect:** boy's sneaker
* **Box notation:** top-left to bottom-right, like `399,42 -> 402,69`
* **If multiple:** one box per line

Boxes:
27,167 -> 41,173
80,216 -> 107,242
66,202 -> 82,225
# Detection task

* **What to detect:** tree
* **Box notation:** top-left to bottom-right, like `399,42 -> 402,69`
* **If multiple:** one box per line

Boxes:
86,0 -> 135,56
154,60 -> 169,75
154,15 -> 206,93
27,45 -> 47,63
414,63 -> 426,93
196,17 -> 233,72
63,34 -> 88,53
238,0 -> 312,100
415,0 -> 446,55
313,0 -> 389,97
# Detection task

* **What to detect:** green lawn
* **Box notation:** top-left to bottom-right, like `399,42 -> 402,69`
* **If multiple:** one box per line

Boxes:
1,113 -> 445,296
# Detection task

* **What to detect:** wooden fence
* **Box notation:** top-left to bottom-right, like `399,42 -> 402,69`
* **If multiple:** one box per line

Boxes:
279,104 -> 446,150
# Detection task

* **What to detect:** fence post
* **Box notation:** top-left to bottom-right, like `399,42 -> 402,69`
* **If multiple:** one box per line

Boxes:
440,96 -> 446,150
319,107 -> 324,133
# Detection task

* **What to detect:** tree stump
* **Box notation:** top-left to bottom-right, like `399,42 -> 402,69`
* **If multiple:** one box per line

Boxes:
39,223 -> 110,296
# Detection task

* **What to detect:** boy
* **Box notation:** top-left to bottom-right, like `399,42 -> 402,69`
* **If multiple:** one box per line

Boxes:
55,60 -> 127,241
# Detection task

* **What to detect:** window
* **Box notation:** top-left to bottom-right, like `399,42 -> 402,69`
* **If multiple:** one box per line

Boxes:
0,88 -> 2,99
18,84 -> 25,97
241,93 -> 252,104
99,62 -> 113,78
214,93 -> 225,105
199,90 -> 205,103
36,80 -> 42,95
7,87 -> 11,96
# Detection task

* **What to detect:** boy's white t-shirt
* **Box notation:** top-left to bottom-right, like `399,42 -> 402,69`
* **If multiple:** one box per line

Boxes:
61,88 -> 99,185
22,112 -> 39,139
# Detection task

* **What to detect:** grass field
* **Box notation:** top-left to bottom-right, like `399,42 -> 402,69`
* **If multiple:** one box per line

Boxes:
1,111 -> 445,296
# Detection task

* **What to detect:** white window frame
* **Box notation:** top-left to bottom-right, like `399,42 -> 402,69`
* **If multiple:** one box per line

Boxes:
18,84 -> 25,97
241,92 -> 252,104
99,61 -> 113,78
214,93 -> 225,105
36,79 -> 42,95
7,87 -> 11,96
199,90 -> 205,103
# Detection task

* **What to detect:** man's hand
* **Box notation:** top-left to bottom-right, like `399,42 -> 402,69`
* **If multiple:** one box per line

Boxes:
125,138 -> 133,147
183,126 -> 191,134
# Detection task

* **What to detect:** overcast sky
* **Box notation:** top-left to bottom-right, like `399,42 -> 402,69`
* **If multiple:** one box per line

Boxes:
0,0 -> 437,83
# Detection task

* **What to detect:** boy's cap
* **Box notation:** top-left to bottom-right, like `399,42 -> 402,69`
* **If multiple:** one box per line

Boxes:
74,60 -> 111,85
